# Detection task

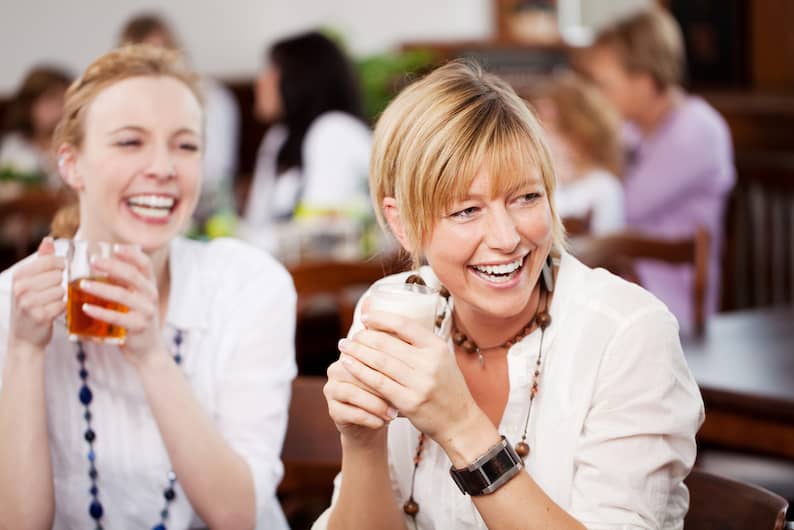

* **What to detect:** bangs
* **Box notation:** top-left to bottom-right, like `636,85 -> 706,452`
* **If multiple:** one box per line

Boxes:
434,108 -> 549,215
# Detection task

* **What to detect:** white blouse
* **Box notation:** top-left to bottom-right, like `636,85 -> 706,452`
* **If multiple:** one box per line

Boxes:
555,168 -> 625,236
242,111 -> 372,243
313,252 -> 704,530
0,237 -> 296,529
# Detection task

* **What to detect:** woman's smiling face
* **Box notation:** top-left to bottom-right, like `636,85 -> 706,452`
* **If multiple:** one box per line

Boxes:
62,75 -> 203,251
423,162 -> 553,321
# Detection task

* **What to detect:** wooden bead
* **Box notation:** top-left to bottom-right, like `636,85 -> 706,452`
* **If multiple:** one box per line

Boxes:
452,332 -> 466,345
462,340 -> 478,354
403,499 -> 420,516
405,274 -> 426,286
439,286 -> 450,299
515,441 -> 530,458
536,312 -> 551,330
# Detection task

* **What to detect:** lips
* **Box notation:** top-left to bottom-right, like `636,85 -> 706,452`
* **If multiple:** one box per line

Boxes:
469,255 -> 527,284
125,194 -> 177,221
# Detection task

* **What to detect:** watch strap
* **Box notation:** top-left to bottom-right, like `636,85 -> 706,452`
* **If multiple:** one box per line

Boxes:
449,436 -> 523,496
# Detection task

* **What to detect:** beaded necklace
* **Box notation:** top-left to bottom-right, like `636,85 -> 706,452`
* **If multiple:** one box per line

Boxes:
401,260 -> 553,519
76,329 -> 184,530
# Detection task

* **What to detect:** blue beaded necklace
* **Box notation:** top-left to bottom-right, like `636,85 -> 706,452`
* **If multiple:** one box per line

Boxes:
76,329 -> 184,530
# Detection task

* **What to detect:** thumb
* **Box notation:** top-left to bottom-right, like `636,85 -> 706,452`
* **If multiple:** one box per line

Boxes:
37,236 -> 55,256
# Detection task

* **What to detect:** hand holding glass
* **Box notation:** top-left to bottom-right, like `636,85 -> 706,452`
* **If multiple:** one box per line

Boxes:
66,241 -> 130,344
368,283 -> 440,333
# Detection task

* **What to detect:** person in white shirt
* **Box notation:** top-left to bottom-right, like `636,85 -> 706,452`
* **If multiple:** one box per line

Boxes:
118,13 -> 241,222
0,45 -> 294,530
242,31 -> 372,250
532,71 -> 625,235
314,61 -> 704,530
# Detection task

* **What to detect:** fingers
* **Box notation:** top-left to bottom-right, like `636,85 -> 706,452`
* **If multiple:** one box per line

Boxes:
340,355 -> 406,409
111,244 -> 153,277
338,334 -> 416,386
361,309 -> 437,347
324,377 -> 397,423
79,279 -> 153,315
90,255 -> 157,301
327,400 -> 387,430
81,303 -> 147,332
37,236 -> 55,256
14,269 -> 64,296
13,254 -> 65,281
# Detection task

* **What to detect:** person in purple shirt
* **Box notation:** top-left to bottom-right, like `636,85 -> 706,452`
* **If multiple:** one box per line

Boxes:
577,6 -> 735,335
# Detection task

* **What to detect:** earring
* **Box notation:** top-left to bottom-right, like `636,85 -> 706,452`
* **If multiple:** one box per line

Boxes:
541,254 -> 554,292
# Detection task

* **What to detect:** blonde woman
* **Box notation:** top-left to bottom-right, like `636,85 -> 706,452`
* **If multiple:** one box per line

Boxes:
532,72 -> 625,235
0,45 -> 294,529
315,61 -> 703,529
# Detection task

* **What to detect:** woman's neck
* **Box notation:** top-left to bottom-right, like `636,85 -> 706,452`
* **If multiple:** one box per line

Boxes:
636,86 -> 684,136
453,284 -> 544,350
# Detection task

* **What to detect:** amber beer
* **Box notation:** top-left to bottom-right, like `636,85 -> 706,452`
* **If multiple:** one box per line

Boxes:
66,240 -> 131,344
67,278 -> 128,343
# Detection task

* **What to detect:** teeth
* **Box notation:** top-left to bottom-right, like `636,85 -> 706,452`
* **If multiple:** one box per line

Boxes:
129,204 -> 170,219
127,195 -> 175,209
472,256 -> 523,275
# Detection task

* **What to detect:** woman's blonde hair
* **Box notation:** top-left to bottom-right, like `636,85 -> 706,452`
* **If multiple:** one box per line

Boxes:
370,60 -> 564,267
593,6 -> 684,90
534,72 -> 623,177
50,44 -> 202,238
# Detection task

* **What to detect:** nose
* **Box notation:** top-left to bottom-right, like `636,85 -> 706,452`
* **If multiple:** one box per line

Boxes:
484,206 -> 520,253
145,144 -> 176,181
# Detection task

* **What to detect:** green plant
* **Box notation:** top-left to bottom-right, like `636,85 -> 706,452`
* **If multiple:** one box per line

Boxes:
355,48 -> 437,122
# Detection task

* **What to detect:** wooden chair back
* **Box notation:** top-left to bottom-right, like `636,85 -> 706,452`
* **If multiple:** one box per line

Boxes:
571,227 -> 710,335
562,211 -> 593,237
279,376 -> 341,528
684,469 -> 789,530
289,256 -> 405,334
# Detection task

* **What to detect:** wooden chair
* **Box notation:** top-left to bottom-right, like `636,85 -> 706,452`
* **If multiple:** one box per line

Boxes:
570,227 -> 710,335
684,469 -> 789,530
278,376 -> 341,530
562,211 -> 593,237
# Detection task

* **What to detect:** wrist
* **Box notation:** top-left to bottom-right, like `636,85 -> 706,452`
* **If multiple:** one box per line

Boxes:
7,338 -> 47,361
129,345 -> 173,375
436,408 -> 501,468
341,428 -> 388,455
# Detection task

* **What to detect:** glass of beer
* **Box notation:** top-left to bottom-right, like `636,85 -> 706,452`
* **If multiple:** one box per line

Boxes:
368,282 -> 441,333
66,240 -> 129,344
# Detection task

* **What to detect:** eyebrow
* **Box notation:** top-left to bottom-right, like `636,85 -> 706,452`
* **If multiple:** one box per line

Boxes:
106,125 -> 200,137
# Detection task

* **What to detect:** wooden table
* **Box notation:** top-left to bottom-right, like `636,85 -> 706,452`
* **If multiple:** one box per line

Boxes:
683,307 -> 794,459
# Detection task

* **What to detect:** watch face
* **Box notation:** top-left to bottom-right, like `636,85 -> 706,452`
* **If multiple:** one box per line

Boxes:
450,437 -> 523,495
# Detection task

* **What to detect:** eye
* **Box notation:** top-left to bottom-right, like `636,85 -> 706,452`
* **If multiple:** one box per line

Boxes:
516,192 -> 541,205
116,138 -> 141,148
178,142 -> 199,152
449,206 -> 479,219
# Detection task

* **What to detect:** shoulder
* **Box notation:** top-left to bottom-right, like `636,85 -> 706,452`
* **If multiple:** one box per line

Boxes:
172,237 -> 294,297
305,111 -> 371,146
673,97 -> 732,146
555,252 -> 678,335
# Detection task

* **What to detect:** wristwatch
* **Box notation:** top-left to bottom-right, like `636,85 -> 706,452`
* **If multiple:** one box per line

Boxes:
449,436 -> 523,496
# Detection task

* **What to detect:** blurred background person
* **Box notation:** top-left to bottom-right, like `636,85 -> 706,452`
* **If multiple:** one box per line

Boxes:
242,31 -> 372,257
531,71 -> 624,236
118,12 -> 241,224
576,6 -> 735,335
0,66 -> 71,188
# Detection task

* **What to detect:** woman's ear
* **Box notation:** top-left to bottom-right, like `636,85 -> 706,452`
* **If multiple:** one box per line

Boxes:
57,144 -> 84,191
382,197 -> 413,253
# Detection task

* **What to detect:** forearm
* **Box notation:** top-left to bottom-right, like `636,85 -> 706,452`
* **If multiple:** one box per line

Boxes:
0,343 -> 54,529
137,352 -> 255,530
328,431 -> 407,530
439,412 -> 585,530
